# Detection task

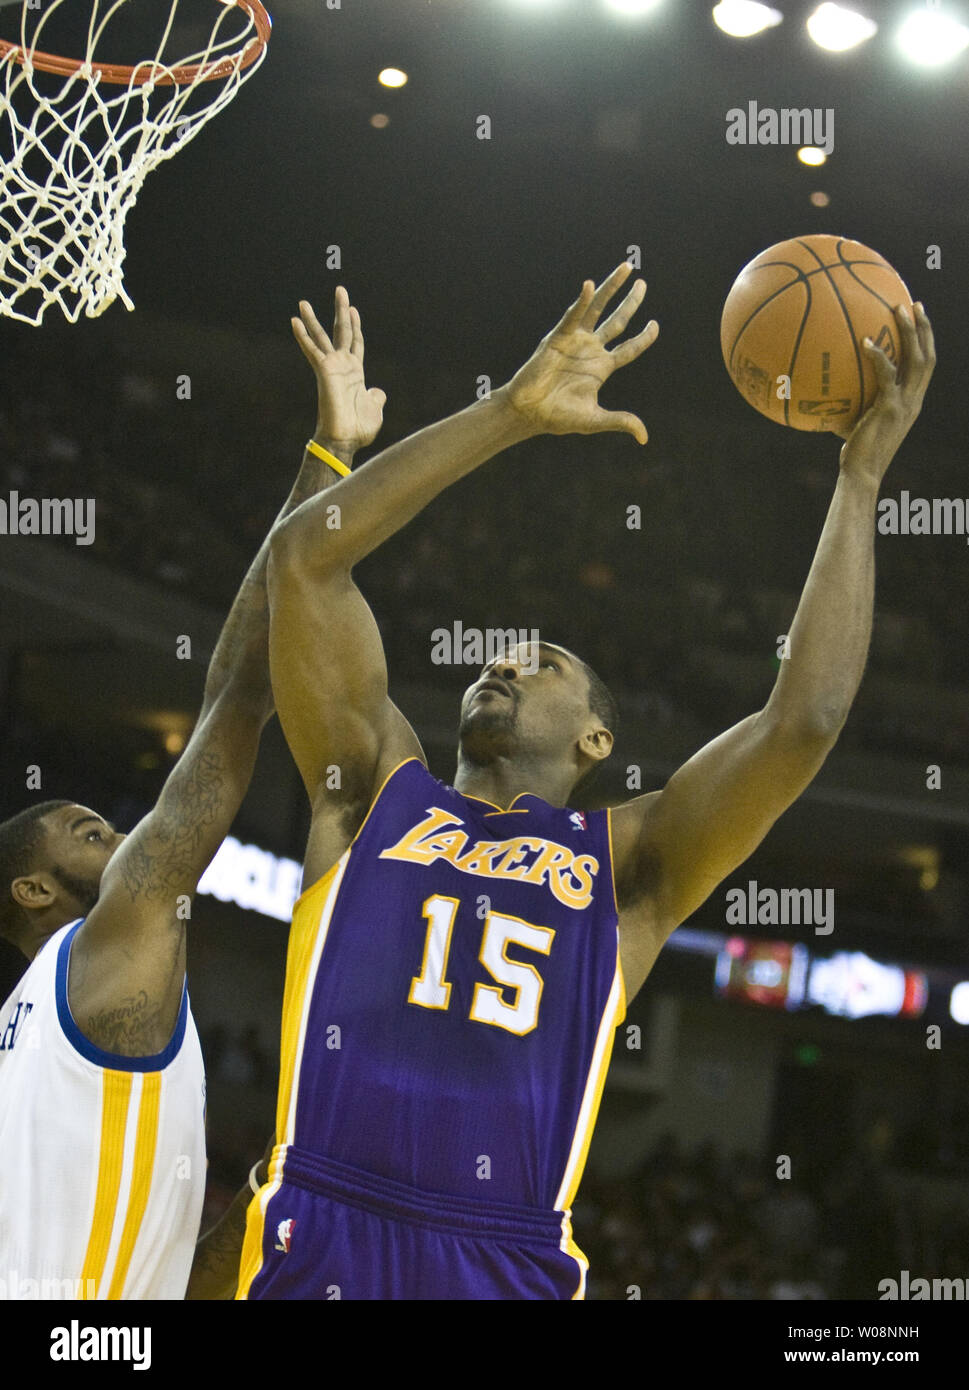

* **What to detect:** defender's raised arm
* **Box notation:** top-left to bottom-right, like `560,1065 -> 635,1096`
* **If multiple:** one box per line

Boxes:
67,291 -> 370,1050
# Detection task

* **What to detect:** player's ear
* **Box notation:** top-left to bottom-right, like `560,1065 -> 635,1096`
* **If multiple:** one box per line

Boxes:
10,872 -> 59,913
578,725 -> 613,764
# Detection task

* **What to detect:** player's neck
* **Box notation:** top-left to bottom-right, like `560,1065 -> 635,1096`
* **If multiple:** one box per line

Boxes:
453,753 -> 574,809
1,921 -> 34,963
15,912 -> 73,962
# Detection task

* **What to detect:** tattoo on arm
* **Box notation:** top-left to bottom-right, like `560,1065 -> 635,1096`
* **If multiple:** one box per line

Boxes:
113,457 -> 342,913
194,1202 -> 247,1274
186,1190 -> 249,1299
84,990 -> 167,1053
119,749 -> 227,903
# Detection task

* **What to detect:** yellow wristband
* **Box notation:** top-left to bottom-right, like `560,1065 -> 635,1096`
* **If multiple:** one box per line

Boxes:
305,439 -> 351,476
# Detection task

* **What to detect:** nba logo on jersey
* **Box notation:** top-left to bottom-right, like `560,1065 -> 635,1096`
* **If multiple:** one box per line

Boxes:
274,1218 -> 295,1253
569,811 -> 587,832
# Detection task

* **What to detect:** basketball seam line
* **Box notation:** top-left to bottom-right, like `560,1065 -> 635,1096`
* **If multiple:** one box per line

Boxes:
837,239 -> 904,415
727,249 -> 894,427
797,239 -> 865,423
727,260 -> 814,426
728,255 -> 889,368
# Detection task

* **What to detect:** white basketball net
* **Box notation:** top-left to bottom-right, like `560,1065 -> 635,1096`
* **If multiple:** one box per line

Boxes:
0,0 -> 269,324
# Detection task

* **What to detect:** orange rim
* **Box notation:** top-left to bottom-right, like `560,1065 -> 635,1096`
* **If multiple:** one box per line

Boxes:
0,1 -> 271,87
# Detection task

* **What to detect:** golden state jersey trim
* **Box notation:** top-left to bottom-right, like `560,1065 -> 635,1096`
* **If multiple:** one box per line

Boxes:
380,806 -> 600,910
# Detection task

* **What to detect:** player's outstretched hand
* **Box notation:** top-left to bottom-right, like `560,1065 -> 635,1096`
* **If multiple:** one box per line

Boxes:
498,262 -> 658,445
834,301 -> 935,485
292,286 -> 387,450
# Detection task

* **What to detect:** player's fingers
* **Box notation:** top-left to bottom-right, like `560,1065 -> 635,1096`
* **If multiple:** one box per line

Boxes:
582,261 -> 634,330
895,302 -> 920,354
292,316 -> 323,364
595,407 -> 648,446
914,302 -> 936,371
370,386 -> 387,409
895,303 -> 923,384
333,286 -> 352,352
862,338 -> 898,391
609,318 -> 659,369
596,279 -> 646,345
350,305 -> 365,362
556,280 -> 596,336
299,300 -> 334,354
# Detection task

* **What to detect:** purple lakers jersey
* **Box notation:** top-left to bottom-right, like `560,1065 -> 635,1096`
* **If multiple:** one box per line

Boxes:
270,759 -> 625,1211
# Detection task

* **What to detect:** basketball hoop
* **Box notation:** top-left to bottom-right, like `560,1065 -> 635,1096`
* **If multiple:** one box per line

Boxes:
0,1 -> 272,325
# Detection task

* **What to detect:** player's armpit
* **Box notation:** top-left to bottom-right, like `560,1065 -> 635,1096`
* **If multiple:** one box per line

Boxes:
612,708 -> 834,974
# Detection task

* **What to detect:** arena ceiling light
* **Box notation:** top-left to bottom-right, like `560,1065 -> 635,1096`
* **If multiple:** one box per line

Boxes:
806,4 -> 877,52
378,68 -> 408,88
797,146 -> 827,165
896,7 -> 969,66
712,1 -> 783,38
602,0 -> 664,16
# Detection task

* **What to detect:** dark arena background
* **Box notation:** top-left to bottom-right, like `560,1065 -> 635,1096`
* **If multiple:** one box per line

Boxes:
2,0 -> 969,1339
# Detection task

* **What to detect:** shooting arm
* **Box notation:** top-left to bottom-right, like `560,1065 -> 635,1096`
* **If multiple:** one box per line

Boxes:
613,304 -> 935,996
616,469 -> 880,940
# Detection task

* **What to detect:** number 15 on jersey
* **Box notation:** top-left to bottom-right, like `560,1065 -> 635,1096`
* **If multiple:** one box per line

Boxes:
409,894 -> 555,1036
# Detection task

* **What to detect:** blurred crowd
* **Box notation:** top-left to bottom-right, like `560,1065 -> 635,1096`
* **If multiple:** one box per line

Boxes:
577,1133 -> 969,1301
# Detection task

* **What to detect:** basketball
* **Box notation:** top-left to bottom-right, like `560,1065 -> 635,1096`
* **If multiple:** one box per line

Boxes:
720,234 -> 915,433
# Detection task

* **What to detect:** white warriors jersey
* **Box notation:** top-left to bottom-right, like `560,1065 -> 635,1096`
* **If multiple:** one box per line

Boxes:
0,919 -> 206,1300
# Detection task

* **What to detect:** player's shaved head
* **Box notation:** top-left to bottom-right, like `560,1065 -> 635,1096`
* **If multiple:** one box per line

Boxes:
574,654 -> 619,740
